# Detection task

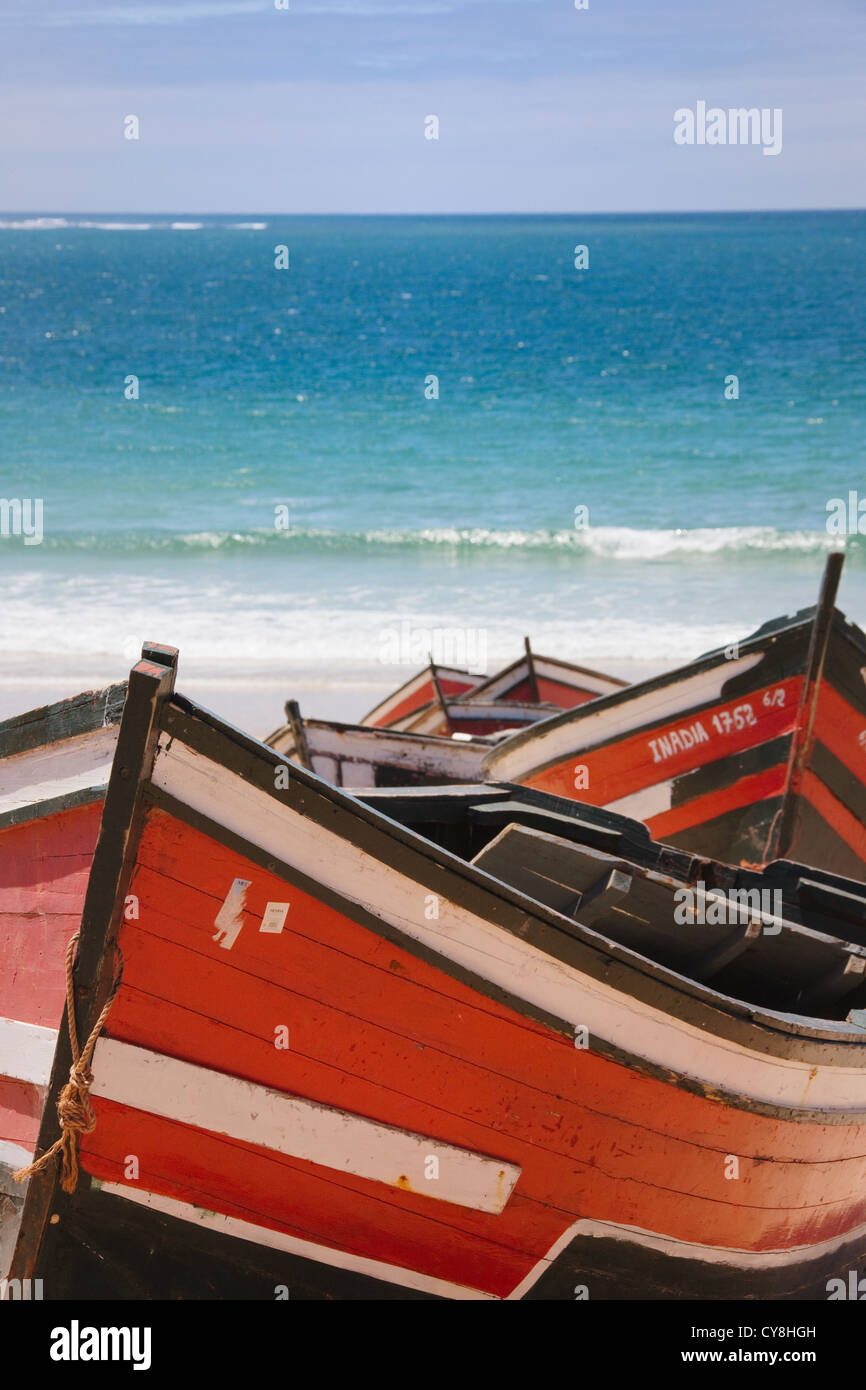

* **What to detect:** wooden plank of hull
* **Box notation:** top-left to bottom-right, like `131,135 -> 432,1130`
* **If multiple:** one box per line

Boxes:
12,673 -> 866,1300
0,802 -> 104,1034
484,601 -> 866,878
264,717 -> 489,787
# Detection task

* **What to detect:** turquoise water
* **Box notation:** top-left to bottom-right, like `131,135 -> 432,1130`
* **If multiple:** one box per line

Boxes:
1,211 -> 864,673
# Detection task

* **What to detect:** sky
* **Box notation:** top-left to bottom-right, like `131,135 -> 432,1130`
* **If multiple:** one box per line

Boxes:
0,0 -> 863,213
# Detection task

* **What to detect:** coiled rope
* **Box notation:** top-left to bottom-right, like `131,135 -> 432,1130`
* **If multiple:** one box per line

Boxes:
14,931 -> 123,1194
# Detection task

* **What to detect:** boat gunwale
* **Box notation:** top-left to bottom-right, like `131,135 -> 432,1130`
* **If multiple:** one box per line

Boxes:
263,714 -> 492,753
0,682 -> 127,761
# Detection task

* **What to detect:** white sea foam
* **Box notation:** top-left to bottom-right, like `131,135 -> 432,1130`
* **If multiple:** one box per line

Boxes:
0,217 -> 71,229
28,522 -> 853,563
0,570 -> 763,671
77,221 -> 153,230
0,218 -> 153,230
0,218 -> 268,232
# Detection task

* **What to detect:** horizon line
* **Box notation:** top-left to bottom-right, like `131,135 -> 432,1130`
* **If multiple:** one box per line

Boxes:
2,206 -> 865,218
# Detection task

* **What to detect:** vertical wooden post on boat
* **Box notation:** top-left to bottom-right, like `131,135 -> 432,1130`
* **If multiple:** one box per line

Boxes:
9,651 -> 178,1284
141,641 -> 179,673
428,655 -> 449,734
284,700 -> 312,770
524,637 -> 540,704
772,551 -> 845,861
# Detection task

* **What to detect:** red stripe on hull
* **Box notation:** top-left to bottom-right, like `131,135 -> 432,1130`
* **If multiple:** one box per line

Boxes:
646,765 -> 787,842
811,682 -> 866,778
502,677 -> 595,709
0,1076 -> 43,1151
373,677 -> 476,729
524,677 -> 801,805
797,770 -> 866,863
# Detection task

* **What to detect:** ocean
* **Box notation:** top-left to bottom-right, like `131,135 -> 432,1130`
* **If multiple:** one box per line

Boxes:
1,211 -> 864,727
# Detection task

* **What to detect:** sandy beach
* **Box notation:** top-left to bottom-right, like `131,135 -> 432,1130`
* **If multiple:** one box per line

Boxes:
0,655 -> 667,741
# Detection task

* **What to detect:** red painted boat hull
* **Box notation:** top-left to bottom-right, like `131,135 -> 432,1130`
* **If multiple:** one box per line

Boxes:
10,658 -> 866,1300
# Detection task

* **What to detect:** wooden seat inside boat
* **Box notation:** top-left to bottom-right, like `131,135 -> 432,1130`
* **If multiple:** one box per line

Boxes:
473,822 -> 866,1020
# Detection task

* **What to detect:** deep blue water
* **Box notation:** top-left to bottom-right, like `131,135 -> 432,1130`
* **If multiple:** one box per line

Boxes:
0,211 -> 864,673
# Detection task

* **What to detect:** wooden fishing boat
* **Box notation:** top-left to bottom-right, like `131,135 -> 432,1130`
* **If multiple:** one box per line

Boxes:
360,663 -> 485,730
484,554 -> 866,880
263,644 -> 612,792
463,637 -> 628,711
360,643 -> 627,739
0,645 -> 177,1277
401,640 -> 627,737
264,702 -> 490,787
8,651 -> 866,1300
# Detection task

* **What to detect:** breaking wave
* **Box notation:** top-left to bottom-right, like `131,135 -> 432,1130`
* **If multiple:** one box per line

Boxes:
27,524 -> 853,561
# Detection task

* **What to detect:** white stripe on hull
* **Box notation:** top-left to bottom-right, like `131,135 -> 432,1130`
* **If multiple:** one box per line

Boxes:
91,1038 -> 520,1214
485,653 -> 764,780
304,724 -> 486,779
0,1139 -> 34,1175
534,657 -> 622,697
269,722 -> 487,782
607,780 -> 674,821
0,726 -> 118,819
0,1018 -> 57,1087
150,734 -> 866,1112
311,755 -> 339,782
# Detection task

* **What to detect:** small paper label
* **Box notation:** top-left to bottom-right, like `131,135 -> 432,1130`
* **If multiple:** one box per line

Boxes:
260,902 -> 290,934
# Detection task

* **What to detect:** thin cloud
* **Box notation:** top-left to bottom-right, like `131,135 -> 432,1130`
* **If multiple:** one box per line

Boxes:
17,2 -> 270,27
12,0 -> 535,25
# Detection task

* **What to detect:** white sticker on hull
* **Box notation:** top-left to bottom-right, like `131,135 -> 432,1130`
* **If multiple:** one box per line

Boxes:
213,878 -> 251,951
260,902 -> 290,934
